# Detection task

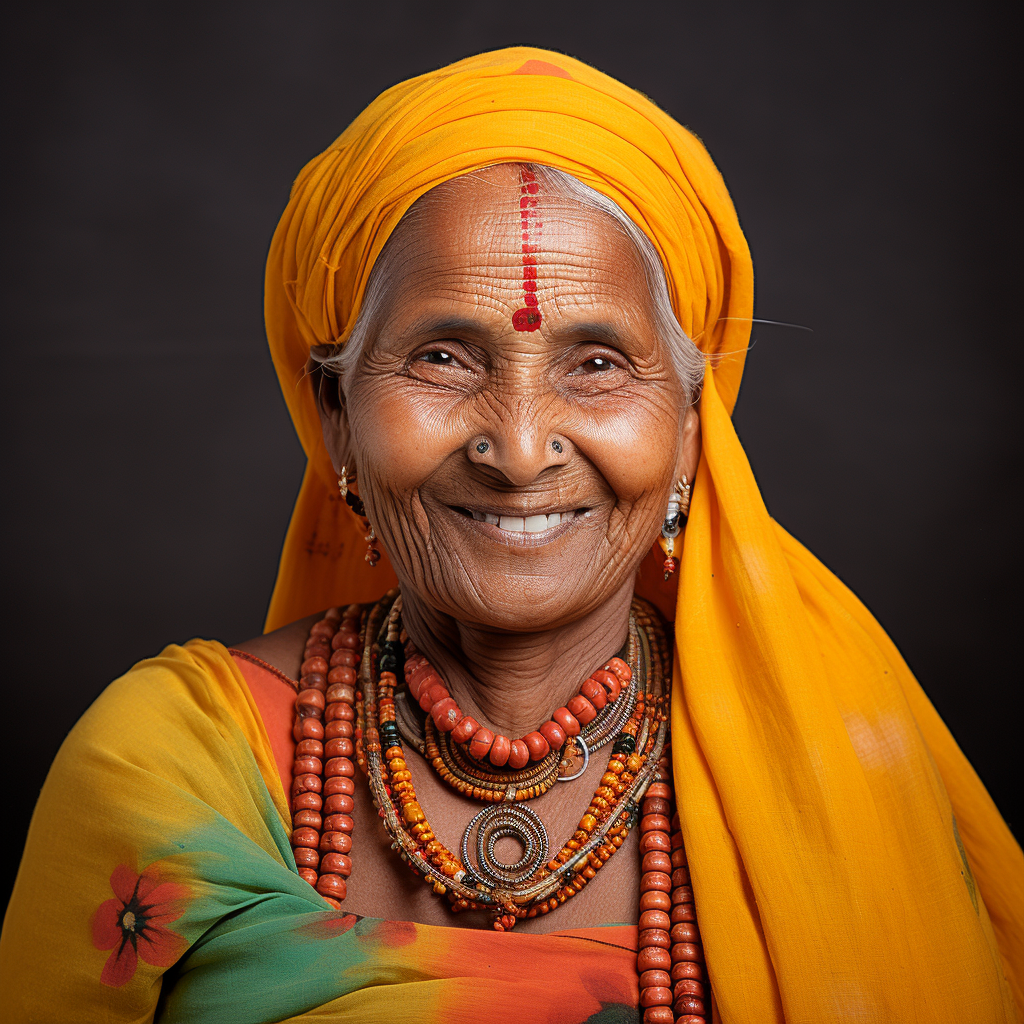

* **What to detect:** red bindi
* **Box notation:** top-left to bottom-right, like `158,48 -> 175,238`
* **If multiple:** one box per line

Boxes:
512,169 -> 543,332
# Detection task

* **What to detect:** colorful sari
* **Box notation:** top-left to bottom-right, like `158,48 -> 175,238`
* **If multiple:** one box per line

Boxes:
1,641 -> 639,1022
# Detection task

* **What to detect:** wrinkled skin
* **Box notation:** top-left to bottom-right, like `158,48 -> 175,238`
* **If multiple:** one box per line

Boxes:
315,164 -> 701,738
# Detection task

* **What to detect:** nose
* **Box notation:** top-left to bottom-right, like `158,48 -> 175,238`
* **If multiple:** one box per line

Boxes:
467,413 -> 570,485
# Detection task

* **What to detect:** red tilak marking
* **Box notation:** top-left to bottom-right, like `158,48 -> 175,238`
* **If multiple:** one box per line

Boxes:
512,168 -> 543,332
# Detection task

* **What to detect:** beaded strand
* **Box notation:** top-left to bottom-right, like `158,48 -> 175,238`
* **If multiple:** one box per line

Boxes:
410,647 -> 640,802
635,752 -> 708,1023
405,640 -> 631,769
288,604 -> 362,909
423,716 -> 561,801
631,601 -> 708,1023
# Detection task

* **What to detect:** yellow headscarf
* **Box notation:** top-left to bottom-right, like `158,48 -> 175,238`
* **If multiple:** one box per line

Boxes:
263,47 -> 1022,1021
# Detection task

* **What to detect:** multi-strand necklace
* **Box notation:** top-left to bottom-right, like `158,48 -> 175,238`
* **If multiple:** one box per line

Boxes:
287,590 -> 709,1023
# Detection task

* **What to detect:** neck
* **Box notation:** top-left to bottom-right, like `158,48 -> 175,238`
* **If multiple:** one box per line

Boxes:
399,583 -> 634,738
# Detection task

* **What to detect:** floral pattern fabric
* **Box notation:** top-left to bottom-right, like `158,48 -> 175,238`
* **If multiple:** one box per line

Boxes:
91,864 -> 190,988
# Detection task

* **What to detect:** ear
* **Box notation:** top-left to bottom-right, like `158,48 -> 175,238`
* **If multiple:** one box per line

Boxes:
309,355 -> 353,477
674,403 -> 702,485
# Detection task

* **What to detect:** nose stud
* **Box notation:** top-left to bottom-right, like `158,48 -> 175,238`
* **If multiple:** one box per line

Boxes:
476,440 -> 490,454
551,440 -> 563,454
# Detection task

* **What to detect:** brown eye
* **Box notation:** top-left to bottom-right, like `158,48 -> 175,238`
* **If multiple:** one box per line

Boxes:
420,350 -> 456,365
573,356 -> 615,374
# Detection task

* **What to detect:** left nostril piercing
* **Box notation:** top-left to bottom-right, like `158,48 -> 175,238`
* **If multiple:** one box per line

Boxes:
476,441 -> 490,454
551,440 -> 563,453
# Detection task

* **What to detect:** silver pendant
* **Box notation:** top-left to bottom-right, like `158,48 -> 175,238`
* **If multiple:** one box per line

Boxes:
460,802 -> 549,886
557,735 -> 590,782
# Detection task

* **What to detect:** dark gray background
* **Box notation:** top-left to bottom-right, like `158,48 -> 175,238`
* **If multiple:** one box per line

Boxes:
2,2 -> 1018,913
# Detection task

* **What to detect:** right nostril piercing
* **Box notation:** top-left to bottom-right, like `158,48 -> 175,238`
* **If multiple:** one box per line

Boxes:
476,441 -> 490,454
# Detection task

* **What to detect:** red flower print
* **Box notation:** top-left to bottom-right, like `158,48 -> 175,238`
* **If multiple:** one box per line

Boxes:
91,863 -> 190,987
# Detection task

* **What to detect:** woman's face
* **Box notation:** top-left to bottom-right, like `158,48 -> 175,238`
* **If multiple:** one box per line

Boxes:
319,165 -> 699,631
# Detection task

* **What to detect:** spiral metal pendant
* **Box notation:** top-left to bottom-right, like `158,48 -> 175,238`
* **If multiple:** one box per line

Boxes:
460,803 -> 550,886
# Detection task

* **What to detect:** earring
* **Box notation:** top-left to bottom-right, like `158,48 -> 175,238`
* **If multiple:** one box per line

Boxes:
678,474 -> 692,518
338,466 -> 380,567
363,524 -> 381,568
657,475 -> 691,580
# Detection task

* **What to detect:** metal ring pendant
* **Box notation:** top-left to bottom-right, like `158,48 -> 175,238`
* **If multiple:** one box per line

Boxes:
557,735 -> 590,783
461,803 -> 549,885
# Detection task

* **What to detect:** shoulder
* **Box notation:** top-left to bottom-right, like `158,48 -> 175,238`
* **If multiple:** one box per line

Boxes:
47,640 -> 254,792
230,612 -> 322,680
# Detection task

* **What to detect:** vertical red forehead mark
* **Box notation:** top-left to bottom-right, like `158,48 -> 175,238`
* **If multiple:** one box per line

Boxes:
511,168 -> 543,332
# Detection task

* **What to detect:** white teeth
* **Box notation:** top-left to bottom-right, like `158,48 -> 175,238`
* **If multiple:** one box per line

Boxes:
468,509 -> 577,531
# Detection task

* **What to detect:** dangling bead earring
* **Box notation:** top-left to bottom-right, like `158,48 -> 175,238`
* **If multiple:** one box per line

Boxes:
657,475 -> 691,580
338,466 -> 381,568
363,524 -> 380,567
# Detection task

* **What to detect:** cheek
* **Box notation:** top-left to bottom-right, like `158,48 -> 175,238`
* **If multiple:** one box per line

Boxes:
347,380 -> 464,494
574,391 -> 682,509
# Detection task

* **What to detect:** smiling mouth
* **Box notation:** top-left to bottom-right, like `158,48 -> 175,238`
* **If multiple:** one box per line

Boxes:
451,506 -> 588,535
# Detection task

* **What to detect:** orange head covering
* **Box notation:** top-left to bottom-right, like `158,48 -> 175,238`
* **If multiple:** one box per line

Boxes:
264,47 -> 1021,1022
264,47 -> 753,623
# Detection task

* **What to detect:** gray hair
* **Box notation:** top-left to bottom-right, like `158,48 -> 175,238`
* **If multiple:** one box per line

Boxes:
316,163 -> 704,407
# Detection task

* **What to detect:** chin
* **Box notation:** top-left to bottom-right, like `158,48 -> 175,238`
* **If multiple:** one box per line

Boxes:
429,548 -> 630,633
461,580 -> 590,631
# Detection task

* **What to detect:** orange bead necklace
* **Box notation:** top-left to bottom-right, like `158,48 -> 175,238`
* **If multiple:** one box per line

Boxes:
287,604 -> 362,908
405,640 -> 632,772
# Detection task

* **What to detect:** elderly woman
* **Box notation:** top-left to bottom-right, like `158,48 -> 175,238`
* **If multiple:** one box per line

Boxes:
2,48 -> 1020,1024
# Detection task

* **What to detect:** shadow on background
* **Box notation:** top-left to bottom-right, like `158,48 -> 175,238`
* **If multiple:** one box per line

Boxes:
2,1 -> 1018,915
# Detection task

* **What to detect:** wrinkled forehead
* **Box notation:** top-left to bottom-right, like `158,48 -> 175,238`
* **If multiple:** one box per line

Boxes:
407,164 -> 630,252
367,164 -> 651,320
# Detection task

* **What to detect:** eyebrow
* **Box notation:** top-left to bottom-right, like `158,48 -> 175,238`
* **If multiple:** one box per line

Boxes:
553,321 -> 628,346
396,314 -> 630,348
400,314 -> 490,340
